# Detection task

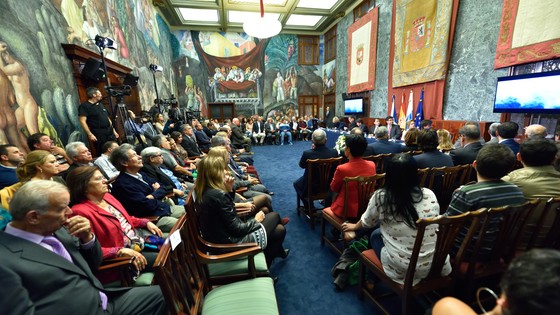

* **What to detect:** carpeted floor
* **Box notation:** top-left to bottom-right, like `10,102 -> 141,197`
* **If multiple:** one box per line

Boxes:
251,140 -> 383,315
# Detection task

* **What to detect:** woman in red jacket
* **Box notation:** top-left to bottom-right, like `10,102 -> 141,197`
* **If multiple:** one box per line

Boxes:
66,166 -> 162,284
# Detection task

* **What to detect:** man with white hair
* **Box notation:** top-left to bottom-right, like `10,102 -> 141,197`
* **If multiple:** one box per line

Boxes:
231,118 -> 252,152
65,141 -> 93,176
524,124 -> 547,139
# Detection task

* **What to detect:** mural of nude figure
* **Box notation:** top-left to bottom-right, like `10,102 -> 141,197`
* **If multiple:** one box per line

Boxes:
0,41 -> 40,139
0,69 -> 25,150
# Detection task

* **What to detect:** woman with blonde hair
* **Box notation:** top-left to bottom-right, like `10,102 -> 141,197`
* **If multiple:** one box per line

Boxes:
152,113 -> 165,134
195,155 -> 288,266
0,150 -> 62,209
437,129 -> 454,152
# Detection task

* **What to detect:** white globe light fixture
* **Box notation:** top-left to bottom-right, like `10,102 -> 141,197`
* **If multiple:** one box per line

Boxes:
243,0 -> 282,39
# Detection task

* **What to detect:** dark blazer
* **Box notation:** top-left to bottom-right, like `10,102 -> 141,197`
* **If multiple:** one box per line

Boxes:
181,135 -> 202,157
367,139 -> 403,155
140,164 -> 175,192
111,172 -> 171,218
449,141 -> 483,166
194,129 -> 211,151
0,228 -> 126,315
499,139 -> 520,155
230,125 -> 247,146
198,188 -> 261,244
325,110 -> 334,128
253,121 -> 265,134
387,124 -> 403,140
414,151 -> 454,169
294,145 -> 339,198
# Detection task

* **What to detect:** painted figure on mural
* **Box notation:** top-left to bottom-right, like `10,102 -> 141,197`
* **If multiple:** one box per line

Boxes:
283,70 -> 292,100
213,67 -> 225,81
196,86 -> 207,118
111,14 -> 129,59
0,70 -> 22,150
274,72 -> 285,103
185,86 -> 195,111
0,41 -> 40,140
289,66 -> 298,99
82,4 -> 102,42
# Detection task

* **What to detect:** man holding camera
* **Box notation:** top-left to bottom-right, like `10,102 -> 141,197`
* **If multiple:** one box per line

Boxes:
79,87 -> 119,157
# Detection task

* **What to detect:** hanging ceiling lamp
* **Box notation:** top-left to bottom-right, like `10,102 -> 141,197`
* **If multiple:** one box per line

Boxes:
243,0 -> 282,39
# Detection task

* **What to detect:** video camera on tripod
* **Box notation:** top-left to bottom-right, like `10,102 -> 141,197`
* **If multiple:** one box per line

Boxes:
158,94 -> 178,106
105,85 -> 132,97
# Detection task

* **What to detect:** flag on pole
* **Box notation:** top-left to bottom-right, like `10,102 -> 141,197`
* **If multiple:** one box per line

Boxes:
398,92 -> 406,129
405,89 -> 414,130
390,95 -> 396,118
415,89 -> 424,128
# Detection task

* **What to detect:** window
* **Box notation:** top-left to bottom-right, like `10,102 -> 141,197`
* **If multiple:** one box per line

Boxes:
353,0 -> 375,22
298,35 -> 320,65
324,26 -> 337,63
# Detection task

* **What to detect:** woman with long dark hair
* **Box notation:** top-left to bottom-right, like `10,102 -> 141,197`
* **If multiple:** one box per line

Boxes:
343,153 -> 449,284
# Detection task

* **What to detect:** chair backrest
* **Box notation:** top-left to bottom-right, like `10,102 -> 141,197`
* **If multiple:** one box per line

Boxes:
341,174 -> 385,221
543,197 -> 560,249
306,157 -> 343,201
458,164 -> 475,185
153,215 -> 204,315
517,197 -> 560,250
417,165 -> 466,212
363,153 -> 392,173
403,211 -> 475,290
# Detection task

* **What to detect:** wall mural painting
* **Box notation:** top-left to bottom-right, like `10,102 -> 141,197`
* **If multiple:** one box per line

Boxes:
323,59 -> 336,94
263,34 -> 323,119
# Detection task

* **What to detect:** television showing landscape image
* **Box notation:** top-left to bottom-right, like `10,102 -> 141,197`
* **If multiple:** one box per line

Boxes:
344,97 -> 364,116
493,70 -> 560,114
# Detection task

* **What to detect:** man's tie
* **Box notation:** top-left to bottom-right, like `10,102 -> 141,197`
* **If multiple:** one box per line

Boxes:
388,125 -> 392,135
42,236 -> 108,311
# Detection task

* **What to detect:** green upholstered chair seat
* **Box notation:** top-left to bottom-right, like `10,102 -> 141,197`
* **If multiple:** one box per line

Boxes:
202,277 -> 279,315
207,252 -> 267,277
133,271 -> 155,286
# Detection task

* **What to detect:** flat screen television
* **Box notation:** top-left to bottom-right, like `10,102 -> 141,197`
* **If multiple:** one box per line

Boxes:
344,97 -> 364,116
493,70 -> 560,114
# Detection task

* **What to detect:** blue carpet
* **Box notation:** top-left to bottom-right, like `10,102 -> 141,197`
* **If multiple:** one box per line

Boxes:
251,141 -> 384,315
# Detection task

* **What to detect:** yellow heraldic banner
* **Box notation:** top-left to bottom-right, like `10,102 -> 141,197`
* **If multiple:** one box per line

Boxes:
392,0 -> 453,87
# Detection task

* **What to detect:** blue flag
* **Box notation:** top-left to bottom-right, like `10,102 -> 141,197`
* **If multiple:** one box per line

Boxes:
390,95 -> 397,118
415,89 -> 424,128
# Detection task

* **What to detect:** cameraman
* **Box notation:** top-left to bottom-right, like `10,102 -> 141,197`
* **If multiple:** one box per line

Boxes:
148,98 -> 163,117
78,87 -> 118,157
163,102 -> 182,134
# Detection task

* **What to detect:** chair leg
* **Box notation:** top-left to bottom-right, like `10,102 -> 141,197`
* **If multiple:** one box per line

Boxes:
320,216 -> 326,246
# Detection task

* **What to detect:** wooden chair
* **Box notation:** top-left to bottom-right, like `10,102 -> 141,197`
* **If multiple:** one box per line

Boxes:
455,199 -> 540,300
458,164 -> 475,185
153,215 -> 279,315
185,192 -> 269,286
321,174 -> 384,255
357,212 -> 477,315
542,197 -> 560,249
417,165 -> 467,212
296,156 -> 343,229
363,153 -> 392,173
515,197 -> 560,251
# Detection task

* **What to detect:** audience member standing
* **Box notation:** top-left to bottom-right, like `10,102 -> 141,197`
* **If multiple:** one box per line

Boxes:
78,87 -> 118,157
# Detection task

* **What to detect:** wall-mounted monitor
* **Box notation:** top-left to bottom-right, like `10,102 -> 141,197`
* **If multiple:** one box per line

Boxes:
344,97 -> 364,116
493,70 -> 560,114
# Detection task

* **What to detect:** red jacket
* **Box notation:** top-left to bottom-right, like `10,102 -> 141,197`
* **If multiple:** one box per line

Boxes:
330,158 -> 376,218
71,193 -> 149,259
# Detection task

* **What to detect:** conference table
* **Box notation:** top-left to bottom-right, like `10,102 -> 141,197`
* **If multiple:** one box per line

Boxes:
325,129 -> 381,148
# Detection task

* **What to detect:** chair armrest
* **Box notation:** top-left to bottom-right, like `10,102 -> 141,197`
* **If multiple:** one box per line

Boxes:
236,187 -> 248,193
197,235 -> 259,253
196,245 -> 262,263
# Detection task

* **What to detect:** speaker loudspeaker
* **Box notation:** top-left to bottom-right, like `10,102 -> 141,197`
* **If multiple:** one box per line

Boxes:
82,58 -> 105,81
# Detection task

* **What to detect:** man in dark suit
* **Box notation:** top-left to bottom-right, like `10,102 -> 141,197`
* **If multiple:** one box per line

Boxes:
110,144 -> 185,232
252,116 -> 266,145
366,126 -> 402,155
231,118 -> 252,152
497,121 -> 520,155
194,122 -> 212,152
385,116 -> 402,140
325,106 -> 334,129
0,180 -> 166,315
265,117 -> 279,145
450,124 -> 483,166
293,129 -> 339,209
413,129 -> 453,168
180,124 -> 204,157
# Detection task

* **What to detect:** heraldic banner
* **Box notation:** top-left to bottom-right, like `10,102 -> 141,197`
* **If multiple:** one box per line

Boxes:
392,0 -> 453,87
347,7 -> 378,93
494,0 -> 560,69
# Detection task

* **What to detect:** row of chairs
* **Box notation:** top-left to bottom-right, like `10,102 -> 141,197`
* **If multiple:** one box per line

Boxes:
357,197 -> 560,315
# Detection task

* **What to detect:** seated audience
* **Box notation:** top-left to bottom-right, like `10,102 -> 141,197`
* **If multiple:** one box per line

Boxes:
27,132 -> 71,172
365,126 -> 403,156
109,144 -> 185,232
401,120 -> 416,140
195,155 -> 288,266
524,124 -> 547,139
449,124 -> 483,166
497,121 -> 520,154
420,119 -> 433,130
193,121 -> 212,152
1,150 -> 62,209
152,135 -> 194,180
386,116 -> 403,140
67,166 -> 163,284
401,128 -> 419,153
231,118 -> 252,152
294,129 -> 339,209
265,117 -> 279,144
487,122 -> 500,144
437,129 -> 454,152
93,141 -> 120,180
414,129 -> 453,168
168,132 -> 192,164
152,113 -> 165,135
356,119 -> 368,135
329,135 -> 376,219
0,180 -> 167,314
502,138 -> 560,197
298,117 -> 311,141
0,144 -> 24,189
368,118 -> 381,135
433,249 -> 560,315
252,116 -> 266,145
446,144 -> 525,259
65,141 -> 94,175
343,153 -> 448,285
180,124 -> 204,157
278,119 -> 293,145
